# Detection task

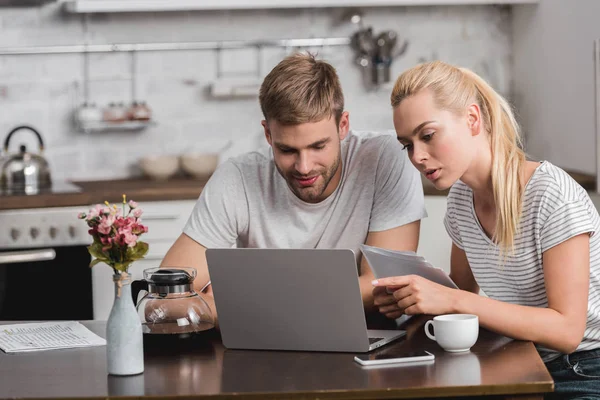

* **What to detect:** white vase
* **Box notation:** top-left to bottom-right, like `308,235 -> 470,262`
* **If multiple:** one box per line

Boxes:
106,272 -> 144,376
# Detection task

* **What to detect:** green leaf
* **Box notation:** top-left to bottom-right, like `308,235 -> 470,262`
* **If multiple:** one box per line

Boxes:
89,259 -> 104,268
126,241 -> 149,261
87,242 -> 109,262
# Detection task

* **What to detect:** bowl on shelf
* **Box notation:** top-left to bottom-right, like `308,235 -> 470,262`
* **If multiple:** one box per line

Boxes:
179,152 -> 219,180
139,155 -> 179,181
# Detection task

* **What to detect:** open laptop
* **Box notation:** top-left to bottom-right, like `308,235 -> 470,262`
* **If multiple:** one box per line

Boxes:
205,248 -> 406,352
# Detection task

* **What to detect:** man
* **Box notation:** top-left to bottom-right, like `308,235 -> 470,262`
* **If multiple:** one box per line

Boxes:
161,53 -> 426,324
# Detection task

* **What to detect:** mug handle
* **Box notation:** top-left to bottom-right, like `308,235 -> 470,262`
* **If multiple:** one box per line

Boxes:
425,320 -> 436,341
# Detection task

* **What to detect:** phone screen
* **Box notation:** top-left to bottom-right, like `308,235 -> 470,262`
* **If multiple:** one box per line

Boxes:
354,350 -> 434,366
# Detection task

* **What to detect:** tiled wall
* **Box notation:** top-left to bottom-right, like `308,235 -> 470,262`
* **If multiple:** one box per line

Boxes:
0,3 -> 511,181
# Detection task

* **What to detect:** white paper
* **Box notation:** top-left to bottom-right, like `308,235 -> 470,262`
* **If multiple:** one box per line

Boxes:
0,321 -> 106,354
361,244 -> 458,289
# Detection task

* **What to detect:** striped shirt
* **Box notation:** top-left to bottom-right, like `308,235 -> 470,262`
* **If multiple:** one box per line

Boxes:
444,161 -> 600,361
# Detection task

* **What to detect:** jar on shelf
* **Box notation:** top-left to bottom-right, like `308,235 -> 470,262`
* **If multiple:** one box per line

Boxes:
128,101 -> 152,121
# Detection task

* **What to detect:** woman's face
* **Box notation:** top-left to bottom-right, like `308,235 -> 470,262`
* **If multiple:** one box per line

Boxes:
393,89 -> 479,191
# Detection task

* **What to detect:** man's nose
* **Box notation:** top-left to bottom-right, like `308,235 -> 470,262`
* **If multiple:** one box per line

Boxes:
295,152 -> 312,175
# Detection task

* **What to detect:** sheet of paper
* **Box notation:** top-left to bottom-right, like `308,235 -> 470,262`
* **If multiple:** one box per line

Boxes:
361,244 -> 458,289
0,321 -> 106,354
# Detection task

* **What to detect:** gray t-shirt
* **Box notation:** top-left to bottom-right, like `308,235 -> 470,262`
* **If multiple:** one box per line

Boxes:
444,161 -> 600,361
184,130 -> 427,262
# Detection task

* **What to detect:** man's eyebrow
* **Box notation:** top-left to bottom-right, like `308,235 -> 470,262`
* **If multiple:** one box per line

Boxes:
274,137 -> 331,150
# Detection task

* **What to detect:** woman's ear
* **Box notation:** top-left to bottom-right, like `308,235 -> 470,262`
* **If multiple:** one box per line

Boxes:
467,103 -> 482,136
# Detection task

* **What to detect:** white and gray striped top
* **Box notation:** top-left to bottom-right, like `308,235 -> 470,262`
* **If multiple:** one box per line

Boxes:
444,161 -> 600,361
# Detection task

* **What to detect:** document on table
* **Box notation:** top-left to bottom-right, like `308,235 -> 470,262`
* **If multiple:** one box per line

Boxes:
360,244 -> 458,289
0,321 -> 106,354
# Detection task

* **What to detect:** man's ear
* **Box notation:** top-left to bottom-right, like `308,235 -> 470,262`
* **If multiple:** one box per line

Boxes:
338,111 -> 350,140
467,104 -> 482,136
261,120 -> 272,145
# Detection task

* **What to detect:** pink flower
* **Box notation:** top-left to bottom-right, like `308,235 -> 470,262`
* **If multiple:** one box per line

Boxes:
131,222 -> 148,235
133,208 -> 143,218
87,205 -> 103,220
97,215 -> 115,235
123,232 -> 138,247
128,200 -> 138,209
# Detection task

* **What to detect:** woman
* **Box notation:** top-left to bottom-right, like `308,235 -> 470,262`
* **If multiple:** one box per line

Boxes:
372,60 -> 600,398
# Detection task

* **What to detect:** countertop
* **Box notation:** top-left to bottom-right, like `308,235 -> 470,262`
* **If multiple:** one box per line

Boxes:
0,318 -> 553,400
0,168 -> 595,211
0,178 -> 208,211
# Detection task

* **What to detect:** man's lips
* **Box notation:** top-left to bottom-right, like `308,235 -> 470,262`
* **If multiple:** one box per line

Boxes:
294,176 -> 319,187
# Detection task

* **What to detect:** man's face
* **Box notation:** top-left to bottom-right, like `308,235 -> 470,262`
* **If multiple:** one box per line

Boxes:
262,113 -> 349,203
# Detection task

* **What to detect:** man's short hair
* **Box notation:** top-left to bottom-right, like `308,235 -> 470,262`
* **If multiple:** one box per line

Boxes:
259,52 -> 345,126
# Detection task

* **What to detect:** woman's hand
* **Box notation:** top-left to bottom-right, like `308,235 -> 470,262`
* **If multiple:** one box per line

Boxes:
372,275 -> 459,316
372,285 -> 404,319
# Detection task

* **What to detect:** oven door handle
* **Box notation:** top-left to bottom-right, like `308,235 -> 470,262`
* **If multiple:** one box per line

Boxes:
0,249 -> 57,264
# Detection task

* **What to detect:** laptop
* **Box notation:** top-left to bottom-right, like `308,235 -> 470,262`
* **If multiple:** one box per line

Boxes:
205,248 -> 406,352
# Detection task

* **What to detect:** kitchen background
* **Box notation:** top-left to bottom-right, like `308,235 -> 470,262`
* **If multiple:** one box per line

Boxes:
1,0 -> 599,321
0,2 -> 512,181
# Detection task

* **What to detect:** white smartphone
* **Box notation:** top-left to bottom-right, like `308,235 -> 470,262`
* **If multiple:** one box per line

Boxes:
354,350 -> 435,366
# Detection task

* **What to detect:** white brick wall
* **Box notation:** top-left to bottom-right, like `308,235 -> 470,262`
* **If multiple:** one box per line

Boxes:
0,4 -> 511,181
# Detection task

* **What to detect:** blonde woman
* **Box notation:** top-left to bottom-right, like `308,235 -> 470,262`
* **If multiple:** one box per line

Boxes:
372,61 -> 600,398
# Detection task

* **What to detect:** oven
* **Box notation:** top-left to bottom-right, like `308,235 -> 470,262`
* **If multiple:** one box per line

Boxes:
0,205 -> 94,321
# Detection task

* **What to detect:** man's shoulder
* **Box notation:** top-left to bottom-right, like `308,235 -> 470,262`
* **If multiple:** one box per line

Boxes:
344,130 -> 398,160
223,147 -> 273,175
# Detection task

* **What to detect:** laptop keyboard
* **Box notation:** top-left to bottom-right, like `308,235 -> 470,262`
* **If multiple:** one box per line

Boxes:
369,337 -> 384,344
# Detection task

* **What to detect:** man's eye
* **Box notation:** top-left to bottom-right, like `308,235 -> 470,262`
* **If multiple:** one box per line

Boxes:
280,149 -> 294,154
313,146 -> 325,150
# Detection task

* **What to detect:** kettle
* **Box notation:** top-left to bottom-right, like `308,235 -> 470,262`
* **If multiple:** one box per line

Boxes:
0,125 -> 52,195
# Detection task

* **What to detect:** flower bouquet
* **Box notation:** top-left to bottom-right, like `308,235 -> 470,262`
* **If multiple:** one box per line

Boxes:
78,195 -> 148,376
78,195 -> 149,275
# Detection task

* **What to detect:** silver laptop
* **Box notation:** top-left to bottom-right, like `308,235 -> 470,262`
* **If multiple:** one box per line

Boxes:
205,248 -> 406,352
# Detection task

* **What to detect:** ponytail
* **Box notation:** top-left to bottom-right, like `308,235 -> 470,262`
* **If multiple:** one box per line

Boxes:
460,69 -> 526,253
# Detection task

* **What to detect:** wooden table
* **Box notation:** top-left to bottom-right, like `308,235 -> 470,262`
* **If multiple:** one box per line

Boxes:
0,318 -> 553,399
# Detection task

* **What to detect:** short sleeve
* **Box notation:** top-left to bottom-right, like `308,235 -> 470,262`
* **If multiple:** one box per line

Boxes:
183,160 -> 249,248
443,209 -> 464,250
369,136 -> 427,232
540,200 -> 596,253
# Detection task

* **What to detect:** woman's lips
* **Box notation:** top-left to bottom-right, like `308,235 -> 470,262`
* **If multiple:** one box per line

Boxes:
425,169 -> 440,181
295,176 -> 318,187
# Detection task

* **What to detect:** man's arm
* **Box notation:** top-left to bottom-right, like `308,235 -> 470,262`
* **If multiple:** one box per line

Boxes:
359,220 -> 420,311
160,233 -> 219,325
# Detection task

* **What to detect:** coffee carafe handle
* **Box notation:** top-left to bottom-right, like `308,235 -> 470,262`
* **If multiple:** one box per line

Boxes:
131,279 -> 149,306
4,125 -> 45,153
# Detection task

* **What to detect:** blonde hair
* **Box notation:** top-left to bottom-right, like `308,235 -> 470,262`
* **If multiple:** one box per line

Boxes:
259,53 -> 344,126
391,61 -> 526,253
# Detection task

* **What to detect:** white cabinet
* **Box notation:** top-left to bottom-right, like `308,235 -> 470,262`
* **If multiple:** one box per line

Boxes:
63,0 -> 538,13
91,199 -> 196,321
512,0 -> 600,177
419,196 -> 451,274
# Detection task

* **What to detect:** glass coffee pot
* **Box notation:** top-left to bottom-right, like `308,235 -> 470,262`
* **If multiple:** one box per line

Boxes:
134,267 -> 215,337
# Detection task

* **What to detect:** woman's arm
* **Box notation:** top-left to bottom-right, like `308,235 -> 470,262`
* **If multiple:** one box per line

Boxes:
449,244 -> 479,294
373,234 -> 590,354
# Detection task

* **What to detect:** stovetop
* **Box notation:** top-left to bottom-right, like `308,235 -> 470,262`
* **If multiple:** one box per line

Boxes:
0,181 -> 83,196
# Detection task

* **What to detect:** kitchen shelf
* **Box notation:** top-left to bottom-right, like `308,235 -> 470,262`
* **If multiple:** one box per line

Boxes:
76,120 -> 155,134
63,0 -> 539,13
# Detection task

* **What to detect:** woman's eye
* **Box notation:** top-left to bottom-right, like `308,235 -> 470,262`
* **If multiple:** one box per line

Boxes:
402,143 -> 413,151
422,133 -> 434,142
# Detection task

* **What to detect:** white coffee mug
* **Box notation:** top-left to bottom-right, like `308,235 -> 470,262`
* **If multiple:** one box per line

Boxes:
425,314 -> 479,352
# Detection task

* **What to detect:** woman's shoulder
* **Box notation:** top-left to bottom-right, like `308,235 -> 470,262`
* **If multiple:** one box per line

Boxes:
526,161 -> 589,204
